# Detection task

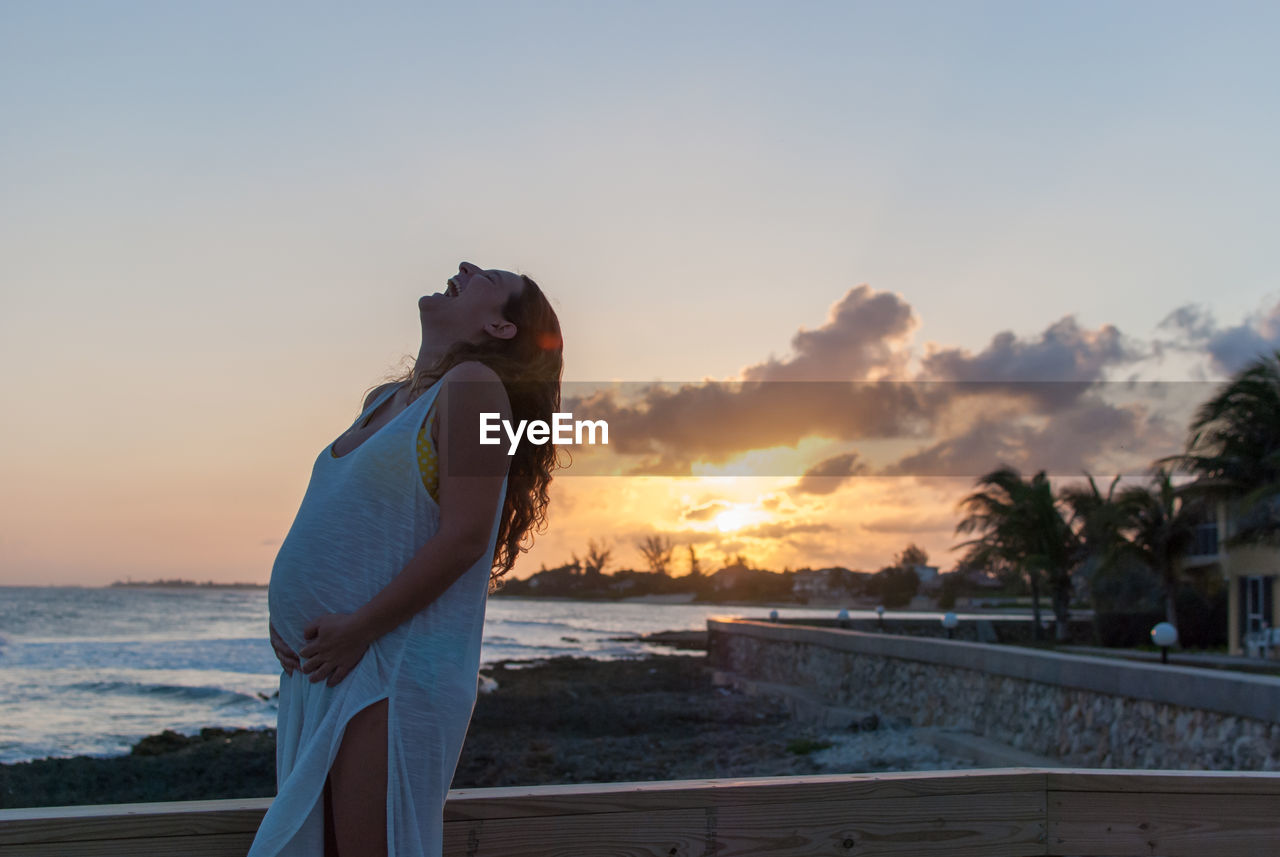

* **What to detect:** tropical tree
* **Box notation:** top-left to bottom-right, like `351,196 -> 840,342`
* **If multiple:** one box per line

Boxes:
1159,348 -> 1280,546
637,535 -> 676,575
1023,471 -> 1078,642
1058,472 -> 1128,604
1111,466 -> 1201,629
895,543 -> 929,570
955,466 -> 1077,641
954,466 -> 1042,636
686,544 -> 703,578
573,538 -> 613,577
867,564 -> 920,609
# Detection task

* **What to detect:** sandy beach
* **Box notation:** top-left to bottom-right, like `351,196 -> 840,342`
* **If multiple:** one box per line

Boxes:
0,651 -> 975,809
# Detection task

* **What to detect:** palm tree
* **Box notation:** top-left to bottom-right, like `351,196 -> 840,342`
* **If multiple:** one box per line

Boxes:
1059,472 -> 1128,605
956,467 -> 1034,630
955,466 -> 1077,641
1113,466 -> 1201,629
1022,471 -> 1078,642
1158,348 -> 1280,546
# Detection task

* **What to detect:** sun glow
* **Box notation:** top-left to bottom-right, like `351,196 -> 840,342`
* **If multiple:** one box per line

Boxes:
712,506 -> 767,533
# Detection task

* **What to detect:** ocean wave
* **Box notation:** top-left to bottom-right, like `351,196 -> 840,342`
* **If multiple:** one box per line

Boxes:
14,634 -> 270,646
483,640 -> 588,652
488,622 -> 586,635
481,642 -> 558,654
66,680 -> 267,707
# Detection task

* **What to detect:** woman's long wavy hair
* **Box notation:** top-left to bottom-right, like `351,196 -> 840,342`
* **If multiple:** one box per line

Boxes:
373,273 -> 563,591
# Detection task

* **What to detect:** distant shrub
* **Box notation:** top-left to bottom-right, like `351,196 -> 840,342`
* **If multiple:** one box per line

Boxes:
866,565 -> 920,608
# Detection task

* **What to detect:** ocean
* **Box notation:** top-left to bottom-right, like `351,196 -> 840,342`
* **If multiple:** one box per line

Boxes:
0,586 -> 864,764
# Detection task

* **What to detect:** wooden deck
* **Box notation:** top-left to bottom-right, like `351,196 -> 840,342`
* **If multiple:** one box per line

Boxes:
1,768 -> 1278,856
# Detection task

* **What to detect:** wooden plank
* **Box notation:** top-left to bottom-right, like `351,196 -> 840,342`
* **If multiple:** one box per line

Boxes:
444,792 -> 1048,857
0,831 -> 256,857
0,773 -> 1043,842
443,770 -> 1049,821
1048,791 -> 1280,857
0,801 -> 268,846
0,797 -> 272,820
1046,768 -> 1280,795
9,769 -> 1280,856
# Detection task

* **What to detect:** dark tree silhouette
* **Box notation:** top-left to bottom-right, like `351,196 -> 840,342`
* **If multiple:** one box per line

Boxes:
637,535 -> 676,575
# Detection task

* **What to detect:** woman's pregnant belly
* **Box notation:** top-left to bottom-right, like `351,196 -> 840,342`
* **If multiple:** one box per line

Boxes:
267,527 -> 389,655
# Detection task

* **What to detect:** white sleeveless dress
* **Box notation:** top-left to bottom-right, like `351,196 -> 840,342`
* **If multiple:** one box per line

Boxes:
250,376 -> 507,857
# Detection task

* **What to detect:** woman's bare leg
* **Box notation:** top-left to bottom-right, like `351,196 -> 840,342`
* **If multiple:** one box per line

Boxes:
328,698 -> 389,857
323,777 -> 338,857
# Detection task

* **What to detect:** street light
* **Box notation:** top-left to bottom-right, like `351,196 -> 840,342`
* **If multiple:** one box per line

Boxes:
941,611 -> 959,640
1151,622 -> 1178,664
876,605 -> 885,632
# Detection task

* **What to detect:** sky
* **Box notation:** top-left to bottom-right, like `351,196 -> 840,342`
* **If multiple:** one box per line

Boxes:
3,1 -> 1279,585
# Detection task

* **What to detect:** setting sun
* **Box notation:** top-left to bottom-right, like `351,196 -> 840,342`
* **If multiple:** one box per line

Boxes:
712,506 -> 766,533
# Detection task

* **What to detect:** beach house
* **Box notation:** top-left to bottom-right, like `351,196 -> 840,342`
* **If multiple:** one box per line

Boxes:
1178,490 -> 1280,658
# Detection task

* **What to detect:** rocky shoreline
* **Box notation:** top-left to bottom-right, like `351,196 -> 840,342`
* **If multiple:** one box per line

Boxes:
1,652 -> 974,809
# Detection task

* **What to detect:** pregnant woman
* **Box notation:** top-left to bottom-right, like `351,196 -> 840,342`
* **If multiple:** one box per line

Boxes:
249,262 -> 563,857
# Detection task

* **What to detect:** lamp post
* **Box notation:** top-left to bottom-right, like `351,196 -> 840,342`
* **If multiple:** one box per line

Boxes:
1151,622 -> 1178,665
941,611 -> 959,640
876,605 -> 885,632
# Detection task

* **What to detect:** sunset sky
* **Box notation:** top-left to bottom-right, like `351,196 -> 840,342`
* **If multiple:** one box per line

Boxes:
4,2 -> 1279,585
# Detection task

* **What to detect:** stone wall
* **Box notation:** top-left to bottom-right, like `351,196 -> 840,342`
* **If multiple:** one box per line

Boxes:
707,618 -> 1280,771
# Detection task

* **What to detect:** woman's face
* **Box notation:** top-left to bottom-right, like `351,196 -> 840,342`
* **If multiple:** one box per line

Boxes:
419,261 -> 525,343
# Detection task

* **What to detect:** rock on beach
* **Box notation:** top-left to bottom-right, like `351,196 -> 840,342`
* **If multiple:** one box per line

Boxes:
0,652 -> 975,809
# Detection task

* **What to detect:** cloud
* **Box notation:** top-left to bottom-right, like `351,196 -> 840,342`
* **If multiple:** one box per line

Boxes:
561,377 -> 941,474
737,520 -> 836,540
859,512 -> 960,534
789,452 -> 871,495
919,315 -> 1147,409
880,393 -> 1181,478
560,287 -> 1190,480
1158,300 -> 1280,376
741,285 -> 919,382
715,539 -> 747,557
681,500 -> 732,522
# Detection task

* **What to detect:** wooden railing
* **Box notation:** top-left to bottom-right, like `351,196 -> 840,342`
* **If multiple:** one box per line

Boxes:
2,768 -> 1278,856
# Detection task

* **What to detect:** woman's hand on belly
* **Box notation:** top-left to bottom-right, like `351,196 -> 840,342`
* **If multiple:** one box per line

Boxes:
299,612 -> 376,687
269,621 -> 301,676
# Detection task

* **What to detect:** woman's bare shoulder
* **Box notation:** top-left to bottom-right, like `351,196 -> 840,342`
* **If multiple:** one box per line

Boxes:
439,362 -> 510,417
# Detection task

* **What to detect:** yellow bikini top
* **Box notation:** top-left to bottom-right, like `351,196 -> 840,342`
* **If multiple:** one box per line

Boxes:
416,406 -> 439,502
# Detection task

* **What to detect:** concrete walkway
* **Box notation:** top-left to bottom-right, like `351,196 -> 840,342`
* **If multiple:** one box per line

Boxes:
1056,644 -> 1280,675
